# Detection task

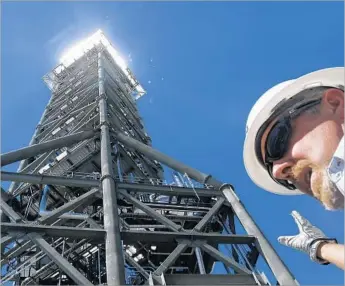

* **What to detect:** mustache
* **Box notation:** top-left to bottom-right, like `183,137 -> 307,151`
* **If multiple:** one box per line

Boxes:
290,160 -> 344,210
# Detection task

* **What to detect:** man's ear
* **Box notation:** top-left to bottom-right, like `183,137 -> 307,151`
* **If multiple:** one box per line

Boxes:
321,88 -> 344,120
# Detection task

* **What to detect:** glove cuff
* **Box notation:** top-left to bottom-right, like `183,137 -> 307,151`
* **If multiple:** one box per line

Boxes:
309,238 -> 338,265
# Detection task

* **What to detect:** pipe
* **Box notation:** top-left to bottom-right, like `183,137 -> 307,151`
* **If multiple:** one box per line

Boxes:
1,171 -> 99,188
98,52 -> 126,286
1,130 -> 99,167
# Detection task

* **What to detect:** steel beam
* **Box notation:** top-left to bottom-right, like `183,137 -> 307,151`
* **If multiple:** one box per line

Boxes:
1,198 -> 98,266
195,241 -> 252,275
121,230 -> 255,244
113,130 -> 211,184
217,184 -> 298,285
163,274 -> 258,286
113,130 -> 298,286
118,182 -> 220,197
0,197 -> 22,223
1,240 -> 33,267
121,213 -> 202,222
1,171 -> 99,188
193,197 -> 224,232
1,235 -> 15,253
0,200 -> 92,285
86,217 -> 102,229
28,233 -> 93,285
2,171 -> 221,198
1,224 -> 255,245
10,150 -> 57,195
58,213 -> 89,221
195,247 -> 206,274
119,190 -> 182,232
38,188 -> 99,224
98,51 -> 125,286
21,239 -> 88,285
153,242 -> 189,276
144,203 -> 210,212
125,252 -> 150,280
1,187 -> 10,201
1,223 -> 105,242
1,130 -> 98,167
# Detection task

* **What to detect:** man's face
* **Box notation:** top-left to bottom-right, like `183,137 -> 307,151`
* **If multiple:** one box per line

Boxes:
261,88 -> 344,210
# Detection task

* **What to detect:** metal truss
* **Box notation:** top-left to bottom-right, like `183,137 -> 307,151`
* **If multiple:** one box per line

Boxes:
1,32 -> 298,286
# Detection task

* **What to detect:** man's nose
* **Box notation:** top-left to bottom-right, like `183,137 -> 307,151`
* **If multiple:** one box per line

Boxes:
272,160 -> 294,180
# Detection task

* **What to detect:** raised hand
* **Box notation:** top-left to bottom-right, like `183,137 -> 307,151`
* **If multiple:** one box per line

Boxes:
278,210 -> 337,264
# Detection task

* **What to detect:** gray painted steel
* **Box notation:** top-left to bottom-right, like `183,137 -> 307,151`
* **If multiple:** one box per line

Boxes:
1,222 -> 106,242
113,130 -> 298,286
119,190 -> 182,232
163,274 -> 258,285
1,171 -> 100,188
195,247 -> 206,274
98,52 -> 126,286
196,242 -> 251,275
1,130 -> 98,167
1,33 -> 297,286
0,199 -> 93,285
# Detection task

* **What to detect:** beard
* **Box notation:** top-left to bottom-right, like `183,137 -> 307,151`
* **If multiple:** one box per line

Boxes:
315,167 -> 344,211
292,159 -> 344,210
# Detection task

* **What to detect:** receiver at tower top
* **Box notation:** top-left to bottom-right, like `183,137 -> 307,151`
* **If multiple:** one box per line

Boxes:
44,29 -> 146,100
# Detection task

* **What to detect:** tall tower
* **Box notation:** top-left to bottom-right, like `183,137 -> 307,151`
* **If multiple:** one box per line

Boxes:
1,30 -> 298,286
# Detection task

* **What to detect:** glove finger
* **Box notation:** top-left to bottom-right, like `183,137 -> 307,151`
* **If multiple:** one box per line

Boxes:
278,235 -> 295,246
291,210 -> 311,232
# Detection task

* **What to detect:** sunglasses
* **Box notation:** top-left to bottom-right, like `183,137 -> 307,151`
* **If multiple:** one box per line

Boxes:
261,99 -> 322,190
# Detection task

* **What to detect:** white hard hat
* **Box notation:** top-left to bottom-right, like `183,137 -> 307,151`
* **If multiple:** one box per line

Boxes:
243,67 -> 344,195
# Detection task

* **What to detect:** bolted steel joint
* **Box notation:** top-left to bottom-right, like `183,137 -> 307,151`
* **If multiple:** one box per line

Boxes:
100,174 -> 117,183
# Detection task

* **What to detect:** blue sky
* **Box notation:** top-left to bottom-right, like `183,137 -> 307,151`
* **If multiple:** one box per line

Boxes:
1,1 -> 344,285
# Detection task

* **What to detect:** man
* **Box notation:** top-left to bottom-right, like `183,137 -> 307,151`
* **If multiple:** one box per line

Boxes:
243,67 -> 344,269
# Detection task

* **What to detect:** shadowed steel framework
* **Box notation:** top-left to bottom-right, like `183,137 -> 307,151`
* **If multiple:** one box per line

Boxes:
0,30 -> 298,286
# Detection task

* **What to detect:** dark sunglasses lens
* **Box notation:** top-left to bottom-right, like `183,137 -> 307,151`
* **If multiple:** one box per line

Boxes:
266,121 -> 290,160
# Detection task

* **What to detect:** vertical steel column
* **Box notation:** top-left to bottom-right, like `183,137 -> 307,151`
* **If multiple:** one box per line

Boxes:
98,51 -> 126,286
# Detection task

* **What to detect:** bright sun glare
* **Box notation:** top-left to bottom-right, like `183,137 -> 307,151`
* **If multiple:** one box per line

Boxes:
58,29 -> 145,97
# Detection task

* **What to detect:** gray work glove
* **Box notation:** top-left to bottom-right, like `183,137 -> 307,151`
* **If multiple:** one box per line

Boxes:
278,210 -> 337,264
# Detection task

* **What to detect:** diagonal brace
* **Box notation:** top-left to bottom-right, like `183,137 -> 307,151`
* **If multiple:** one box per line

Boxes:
150,197 -> 225,280
119,190 -> 182,232
38,188 -> 100,225
194,241 -> 252,275
193,197 -> 225,232
125,252 -> 150,280
153,241 -> 190,276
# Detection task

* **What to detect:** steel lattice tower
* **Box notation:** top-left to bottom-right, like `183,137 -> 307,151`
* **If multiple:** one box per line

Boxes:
1,30 -> 298,286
